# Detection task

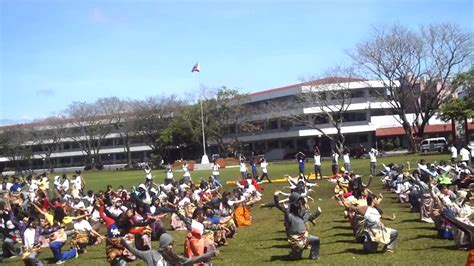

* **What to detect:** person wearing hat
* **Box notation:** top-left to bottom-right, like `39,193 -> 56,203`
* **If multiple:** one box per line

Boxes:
342,193 -> 398,253
107,198 -> 128,218
120,232 -> 218,266
273,191 -> 321,260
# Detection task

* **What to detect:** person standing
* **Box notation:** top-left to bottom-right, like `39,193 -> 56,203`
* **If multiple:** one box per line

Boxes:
144,164 -> 153,187
182,163 -> 191,183
295,151 -> 306,175
313,146 -> 322,180
259,158 -> 271,183
460,146 -> 470,166
239,158 -> 248,179
469,143 -> 474,167
251,159 -> 258,179
451,144 -> 458,164
331,150 -> 339,175
211,161 -> 222,187
369,148 -> 379,176
166,166 -> 174,181
343,148 -> 351,172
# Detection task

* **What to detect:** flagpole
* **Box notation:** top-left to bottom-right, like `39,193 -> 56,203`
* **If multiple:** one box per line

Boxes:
200,99 -> 207,156
192,62 -> 209,164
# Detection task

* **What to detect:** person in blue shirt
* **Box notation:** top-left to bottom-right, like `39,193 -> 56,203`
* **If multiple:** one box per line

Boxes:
295,151 -> 306,175
251,160 -> 258,179
10,176 -> 24,192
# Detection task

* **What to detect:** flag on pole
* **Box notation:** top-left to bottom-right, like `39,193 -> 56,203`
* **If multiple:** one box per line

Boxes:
191,62 -> 200,73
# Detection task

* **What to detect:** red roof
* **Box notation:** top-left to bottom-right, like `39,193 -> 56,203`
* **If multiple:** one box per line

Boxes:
376,123 -> 474,137
250,77 -> 365,97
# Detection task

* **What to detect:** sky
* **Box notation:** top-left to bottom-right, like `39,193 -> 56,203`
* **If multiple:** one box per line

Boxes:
0,0 -> 473,125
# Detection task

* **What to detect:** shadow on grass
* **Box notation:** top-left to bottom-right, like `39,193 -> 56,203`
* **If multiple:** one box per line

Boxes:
328,225 -> 353,230
269,237 -> 288,241
324,248 -> 370,256
325,239 -> 356,244
406,234 -> 442,241
333,232 -> 355,237
269,254 -> 295,262
402,218 -> 423,223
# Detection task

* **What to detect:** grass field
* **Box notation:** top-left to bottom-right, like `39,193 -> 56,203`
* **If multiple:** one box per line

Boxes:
3,153 -> 470,265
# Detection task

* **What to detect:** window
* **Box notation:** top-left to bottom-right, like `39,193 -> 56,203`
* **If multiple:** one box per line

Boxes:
343,112 -> 366,122
359,135 -> 368,143
267,119 -> 279,130
268,141 -> 279,149
369,88 -> 385,97
351,89 -> 365,98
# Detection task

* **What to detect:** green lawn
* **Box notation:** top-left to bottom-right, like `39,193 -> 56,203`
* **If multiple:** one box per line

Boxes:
3,153 -> 469,265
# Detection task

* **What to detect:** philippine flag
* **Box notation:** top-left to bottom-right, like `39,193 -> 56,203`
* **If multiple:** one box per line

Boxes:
191,62 -> 200,73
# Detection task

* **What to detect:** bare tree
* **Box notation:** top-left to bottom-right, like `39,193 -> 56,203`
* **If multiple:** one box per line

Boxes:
99,97 -> 137,167
30,115 -> 68,171
0,126 -> 33,174
295,70 -> 360,154
133,95 -> 185,164
351,23 -> 472,151
204,87 -> 258,156
66,99 -> 116,169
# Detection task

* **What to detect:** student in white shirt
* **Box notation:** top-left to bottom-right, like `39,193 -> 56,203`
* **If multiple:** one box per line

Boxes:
166,167 -> 174,180
470,144 -> 474,166
182,163 -> 191,182
239,159 -> 248,179
59,174 -> 70,193
53,175 -> 61,191
107,198 -> 128,218
314,145 -> 322,179
144,164 -> 153,187
451,144 -> 458,164
343,147 -> 351,172
369,148 -> 379,176
258,158 -> 272,183
331,150 -> 339,175
460,146 -> 470,165
211,161 -> 220,180
73,210 -> 104,254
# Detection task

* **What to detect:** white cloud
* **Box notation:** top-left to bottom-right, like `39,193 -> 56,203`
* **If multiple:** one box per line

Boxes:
36,89 -> 55,97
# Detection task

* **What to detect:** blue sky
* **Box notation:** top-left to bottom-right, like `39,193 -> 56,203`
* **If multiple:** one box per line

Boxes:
0,0 -> 473,125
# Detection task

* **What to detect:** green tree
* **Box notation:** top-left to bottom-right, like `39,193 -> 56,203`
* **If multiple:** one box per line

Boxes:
438,68 -> 474,143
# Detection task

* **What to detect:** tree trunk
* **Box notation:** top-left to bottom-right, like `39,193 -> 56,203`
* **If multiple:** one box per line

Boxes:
126,138 -> 132,167
402,121 -> 417,152
464,117 -> 470,144
451,118 -> 457,145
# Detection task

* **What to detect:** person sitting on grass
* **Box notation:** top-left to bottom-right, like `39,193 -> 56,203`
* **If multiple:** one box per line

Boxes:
273,191 -> 322,260
341,193 -> 398,253
49,227 -> 79,264
120,232 -> 218,266
71,210 -> 105,254
174,207 -> 219,265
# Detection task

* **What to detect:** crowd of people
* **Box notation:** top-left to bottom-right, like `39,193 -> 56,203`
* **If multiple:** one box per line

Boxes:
0,161 -> 266,265
0,143 -> 473,265
381,157 -> 474,250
